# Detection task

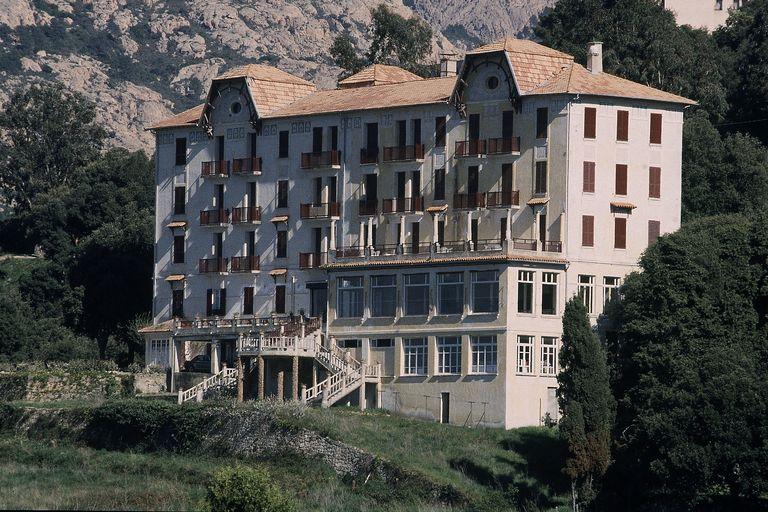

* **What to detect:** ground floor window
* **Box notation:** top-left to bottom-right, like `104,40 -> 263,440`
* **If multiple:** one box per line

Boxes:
403,338 -> 427,375
603,276 -> 621,306
337,339 -> 361,349
471,335 -> 497,374
148,339 -> 170,368
517,335 -> 534,374
541,337 -> 558,376
371,338 -> 394,348
437,336 -> 461,374
578,275 -> 595,313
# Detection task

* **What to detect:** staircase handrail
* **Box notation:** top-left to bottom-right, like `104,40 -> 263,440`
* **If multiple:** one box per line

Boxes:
178,367 -> 238,403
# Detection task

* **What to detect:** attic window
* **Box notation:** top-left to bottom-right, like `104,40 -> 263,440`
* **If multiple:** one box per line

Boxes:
486,76 -> 499,90
231,102 -> 242,114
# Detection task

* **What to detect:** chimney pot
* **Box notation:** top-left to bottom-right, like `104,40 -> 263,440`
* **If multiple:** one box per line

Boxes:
587,42 -> 603,74
439,52 -> 459,77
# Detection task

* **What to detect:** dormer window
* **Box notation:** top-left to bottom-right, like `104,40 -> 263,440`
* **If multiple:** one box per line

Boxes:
231,102 -> 242,114
486,76 -> 499,90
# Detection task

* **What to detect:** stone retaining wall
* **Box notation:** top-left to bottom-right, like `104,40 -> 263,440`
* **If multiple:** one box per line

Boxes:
0,371 -> 167,401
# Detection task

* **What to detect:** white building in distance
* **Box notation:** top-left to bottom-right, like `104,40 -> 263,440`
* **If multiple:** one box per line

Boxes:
663,0 -> 747,31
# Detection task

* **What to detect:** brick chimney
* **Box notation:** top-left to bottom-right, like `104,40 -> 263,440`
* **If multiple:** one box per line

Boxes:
439,52 -> 459,77
587,42 -> 603,74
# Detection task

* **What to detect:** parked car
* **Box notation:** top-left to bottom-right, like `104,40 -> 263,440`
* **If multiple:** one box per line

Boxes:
183,354 -> 211,373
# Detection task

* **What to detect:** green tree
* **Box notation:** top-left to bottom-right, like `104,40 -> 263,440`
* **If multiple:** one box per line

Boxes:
206,466 -> 295,512
558,297 -> 614,510
330,34 -> 366,78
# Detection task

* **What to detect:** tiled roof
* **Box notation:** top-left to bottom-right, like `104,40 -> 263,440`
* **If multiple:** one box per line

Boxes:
610,201 -> 637,210
138,320 -> 173,334
164,274 -> 186,282
214,63 -> 314,86
527,197 -> 550,206
271,215 -> 289,223
245,77 -> 316,116
325,252 -> 568,270
147,104 -> 203,130
468,37 -> 573,59
166,221 -> 187,229
338,64 -> 422,88
266,76 -> 456,118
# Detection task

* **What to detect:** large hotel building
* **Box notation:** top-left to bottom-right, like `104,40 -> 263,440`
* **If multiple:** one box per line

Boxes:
141,38 -> 693,428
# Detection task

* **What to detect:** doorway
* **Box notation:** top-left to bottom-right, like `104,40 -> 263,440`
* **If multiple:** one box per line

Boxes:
440,392 -> 450,424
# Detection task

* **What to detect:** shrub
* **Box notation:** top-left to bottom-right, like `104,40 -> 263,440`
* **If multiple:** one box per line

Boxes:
205,465 -> 295,512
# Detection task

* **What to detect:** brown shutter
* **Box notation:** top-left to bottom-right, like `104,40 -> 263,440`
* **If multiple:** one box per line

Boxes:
615,164 -> 628,195
275,285 -> 286,314
617,110 -> 629,141
583,162 -> 595,193
648,220 -> 661,245
650,113 -> 662,144
220,288 -> 226,315
649,166 -> 661,198
615,218 -> 627,249
582,215 -> 594,247
206,289 -> 213,316
584,107 -> 596,139
243,287 -> 254,315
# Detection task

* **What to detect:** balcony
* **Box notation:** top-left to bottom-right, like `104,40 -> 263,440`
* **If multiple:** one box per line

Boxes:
486,190 -> 520,208
453,193 -> 486,209
301,150 -> 341,169
382,144 -> 424,162
382,196 -> 423,214
199,257 -> 228,273
335,246 -> 364,258
230,255 -> 260,273
300,202 -> 340,219
358,199 -> 378,216
231,206 -> 261,224
360,147 -> 378,165
542,240 -> 563,253
487,137 -> 521,155
299,252 -> 327,269
201,160 -> 230,178
455,139 -> 487,157
200,208 -> 229,226
513,238 -> 537,251
232,156 -> 262,175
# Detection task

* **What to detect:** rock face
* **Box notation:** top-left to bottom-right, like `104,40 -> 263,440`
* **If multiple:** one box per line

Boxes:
0,0 -> 551,152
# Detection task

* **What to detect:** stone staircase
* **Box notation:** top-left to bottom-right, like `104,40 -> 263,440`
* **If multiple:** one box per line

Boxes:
302,342 -> 366,407
177,367 -> 238,403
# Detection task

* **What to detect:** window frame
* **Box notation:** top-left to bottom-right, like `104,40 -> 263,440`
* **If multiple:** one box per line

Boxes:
437,336 -> 462,374
578,275 -> 595,314
370,274 -> 397,318
470,270 -> 500,314
584,107 -> 596,139
582,215 -> 595,247
534,161 -> 548,195
471,335 -> 498,374
541,272 -> 558,316
615,217 -> 627,249
278,130 -> 289,158
175,138 -> 187,166
277,180 -> 289,208
540,337 -> 558,376
517,335 -> 534,374
536,107 -> 548,139
403,273 -> 430,317
616,110 -> 629,142
173,234 -> 185,264
403,337 -> 428,375
517,270 -> 534,314
582,161 -> 595,193
603,277 -> 621,306
337,276 -> 364,318
437,272 -> 464,316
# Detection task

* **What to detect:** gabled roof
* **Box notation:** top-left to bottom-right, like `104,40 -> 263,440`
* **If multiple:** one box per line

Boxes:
338,64 -> 422,88
214,64 -> 314,86
147,104 -> 203,130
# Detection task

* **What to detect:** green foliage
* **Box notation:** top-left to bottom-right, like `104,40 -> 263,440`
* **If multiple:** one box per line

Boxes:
205,465 -> 295,512
330,34 -> 366,78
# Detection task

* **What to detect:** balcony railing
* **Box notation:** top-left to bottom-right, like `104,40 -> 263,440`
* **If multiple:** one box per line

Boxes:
401,242 -> 433,255
382,196 -> 423,214
486,190 -> 520,208
200,208 -> 229,225
199,257 -> 228,273
201,160 -> 230,177
231,206 -> 261,224
455,139 -> 487,157
471,238 -> 504,252
300,202 -> 340,219
358,199 -> 378,216
335,246 -> 364,258
232,156 -> 262,175
513,238 -> 537,251
542,240 -> 563,253
453,193 -> 486,209
360,147 -> 378,165
230,255 -> 260,272
382,144 -> 424,162
301,150 -> 341,169
487,137 -> 521,155
299,252 -> 327,269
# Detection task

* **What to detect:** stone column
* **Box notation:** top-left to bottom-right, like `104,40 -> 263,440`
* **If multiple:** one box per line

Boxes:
211,342 -> 220,374
466,211 -> 473,250
257,355 -> 265,400
277,370 -> 284,402
359,222 -> 366,251
432,214 -> 439,246
291,356 -> 299,401
359,365 -> 367,411
236,357 -> 244,403
375,382 -> 382,409
399,215 -> 406,247
329,219 -> 337,251
367,217 -> 374,248
534,210 -> 541,250
506,208 -> 513,242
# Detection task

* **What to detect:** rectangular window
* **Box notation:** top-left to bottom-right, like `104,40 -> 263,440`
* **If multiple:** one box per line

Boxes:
173,235 -> 185,264
649,166 -> 661,198
243,286 -> 254,315
615,217 -> 627,249
330,126 -> 339,151
582,215 -> 594,247
413,118 -> 422,145
578,275 -> 595,314
435,116 -> 446,147
434,168 -> 445,200
541,337 -> 558,376
149,339 -> 170,368
370,275 -> 396,317
173,186 -> 186,215
207,288 -> 226,316
437,272 -> 464,315
471,270 -> 499,313
403,338 -> 427,375
276,230 -> 287,258
603,277 -> 621,306
584,107 -> 596,139
278,130 -> 289,158
312,126 -> 323,153
536,107 -> 548,139
471,335 -> 497,374
517,270 -> 534,314
583,162 -> 595,193
337,277 -> 363,318
517,335 -> 534,374
277,180 -> 288,208
648,220 -> 661,245
275,285 -> 286,314
171,290 -> 184,318
371,338 -> 394,348
617,110 -> 629,141
615,164 -> 628,195
437,336 -> 461,374
650,113 -> 662,144
541,272 -> 558,315
404,273 -> 429,316
175,138 -> 187,166
338,339 -> 361,349
535,161 -> 548,194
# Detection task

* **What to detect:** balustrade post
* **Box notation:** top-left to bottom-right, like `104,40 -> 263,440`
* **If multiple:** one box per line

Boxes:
177,389 -> 183,404
359,363 -> 367,411
236,356 -> 244,403
196,388 -> 203,403
257,355 -> 265,400
277,370 -> 284,402
322,379 -> 330,408
301,384 -> 307,404
291,356 -> 299,401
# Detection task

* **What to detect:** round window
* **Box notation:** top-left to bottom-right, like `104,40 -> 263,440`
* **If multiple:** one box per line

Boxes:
231,102 -> 242,114
486,76 -> 499,90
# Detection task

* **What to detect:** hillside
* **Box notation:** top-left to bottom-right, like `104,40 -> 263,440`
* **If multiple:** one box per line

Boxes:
0,0 -> 552,151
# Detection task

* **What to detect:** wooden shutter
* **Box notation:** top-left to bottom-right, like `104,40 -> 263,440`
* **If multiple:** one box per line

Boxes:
617,110 -> 629,141
219,288 -> 226,315
173,235 -> 185,263
536,108 -> 548,139
584,107 -> 596,139
206,289 -> 213,316
243,287 -> 254,315
435,116 -> 446,147
582,215 -> 594,247
615,164 -> 628,195
583,162 -> 595,193
275,285 -> 286,314
615,218 -> 627,249
648,220 -> 661,245
175,138 -> 186,166
649,166 -> 661,198
650,113 -> 662,144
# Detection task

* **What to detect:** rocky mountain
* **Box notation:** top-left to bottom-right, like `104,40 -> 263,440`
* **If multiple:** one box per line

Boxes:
0,0 -> 552,151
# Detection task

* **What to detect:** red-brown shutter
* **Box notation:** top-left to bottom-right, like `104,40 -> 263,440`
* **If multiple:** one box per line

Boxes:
206,289 -> 213,316
582,215 -> 594,247
219,288 -> 226,315
650,113 -> 662,144
584,107 -> 596,139
649,166 -> 661,198
243,287 -> 254,315
615,164 -> 628,195
617,110 -> 629,141
615,218 -> 627,249
583,162 -> 595,193
648,220 -> 661,245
